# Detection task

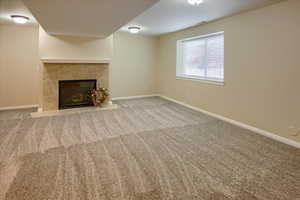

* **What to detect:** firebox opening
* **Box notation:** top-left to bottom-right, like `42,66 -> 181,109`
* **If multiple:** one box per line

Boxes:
59,79 -> 97,110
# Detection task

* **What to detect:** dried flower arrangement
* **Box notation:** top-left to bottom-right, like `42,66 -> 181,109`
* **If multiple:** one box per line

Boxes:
88,88 -> 109,106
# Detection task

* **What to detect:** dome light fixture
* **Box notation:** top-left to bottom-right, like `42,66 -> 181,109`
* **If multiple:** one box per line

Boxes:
11,15 -> 29,24
128,26 -> 141,34
187,0 -> 204,6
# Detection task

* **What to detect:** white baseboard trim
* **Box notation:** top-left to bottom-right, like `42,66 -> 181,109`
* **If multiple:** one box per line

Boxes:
160,95 -> 300,149
0,104 -> 39,111
112,94 -> 160,101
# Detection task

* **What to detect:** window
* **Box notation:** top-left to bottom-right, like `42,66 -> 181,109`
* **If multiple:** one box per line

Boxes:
176,32 -> 224,83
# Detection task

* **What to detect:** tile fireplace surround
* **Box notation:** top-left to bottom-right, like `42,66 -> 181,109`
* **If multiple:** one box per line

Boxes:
42,62 -> 109,111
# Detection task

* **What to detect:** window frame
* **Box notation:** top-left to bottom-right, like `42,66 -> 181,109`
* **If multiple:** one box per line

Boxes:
176,31 -> 225,85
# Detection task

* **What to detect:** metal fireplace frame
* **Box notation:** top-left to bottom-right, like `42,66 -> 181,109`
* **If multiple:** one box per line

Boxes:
58,79 -> 97,110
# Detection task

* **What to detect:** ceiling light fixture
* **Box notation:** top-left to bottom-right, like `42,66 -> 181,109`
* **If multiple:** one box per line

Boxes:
11,15 -> 29,24
187,0 -> 203,6
128,26 -> 141,34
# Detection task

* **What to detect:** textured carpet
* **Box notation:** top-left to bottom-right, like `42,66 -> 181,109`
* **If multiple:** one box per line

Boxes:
0,108 -> 36,121
0,97 -> 299,200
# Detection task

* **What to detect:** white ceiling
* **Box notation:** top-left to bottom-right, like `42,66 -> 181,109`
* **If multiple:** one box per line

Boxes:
0,0 -> 283,36
21,0 -> 159,38
120,0 -> 283,35
0,0 -> 37,25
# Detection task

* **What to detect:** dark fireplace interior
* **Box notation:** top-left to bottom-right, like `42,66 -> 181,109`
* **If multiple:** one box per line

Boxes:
59,79 -> 96,109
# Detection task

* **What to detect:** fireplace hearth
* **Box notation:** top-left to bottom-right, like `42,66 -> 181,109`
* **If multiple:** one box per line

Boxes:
59,79 -> 96,109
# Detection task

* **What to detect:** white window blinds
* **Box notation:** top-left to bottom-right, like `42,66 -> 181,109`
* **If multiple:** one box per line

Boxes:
177,32 -> 224,82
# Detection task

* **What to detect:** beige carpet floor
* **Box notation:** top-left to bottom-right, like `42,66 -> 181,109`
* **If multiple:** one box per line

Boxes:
0,97 -> 299,200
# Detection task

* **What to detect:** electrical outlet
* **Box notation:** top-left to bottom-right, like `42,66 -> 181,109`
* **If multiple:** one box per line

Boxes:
288,126 -> 299,136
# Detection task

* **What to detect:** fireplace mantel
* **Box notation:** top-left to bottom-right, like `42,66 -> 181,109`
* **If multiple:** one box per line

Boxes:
41,58 -> 111,64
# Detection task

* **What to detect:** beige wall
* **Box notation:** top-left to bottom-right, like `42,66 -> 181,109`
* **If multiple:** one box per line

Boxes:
158,0 -> 300,142
0,24 -> 39,107
38,30 -> 159,100
0,26 -> 159,108
111,32 -> 158,98
39,27 -> 113,59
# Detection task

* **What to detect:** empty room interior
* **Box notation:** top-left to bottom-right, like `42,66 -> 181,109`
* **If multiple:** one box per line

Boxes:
0,0 -> 299,199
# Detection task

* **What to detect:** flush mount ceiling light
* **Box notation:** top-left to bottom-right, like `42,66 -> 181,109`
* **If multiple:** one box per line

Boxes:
128,26 -> 141,34
11,15 -> 29,24
187,0 -> 204,6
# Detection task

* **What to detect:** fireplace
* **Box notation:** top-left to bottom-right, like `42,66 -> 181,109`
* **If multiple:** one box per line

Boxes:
59,79 -> 96,109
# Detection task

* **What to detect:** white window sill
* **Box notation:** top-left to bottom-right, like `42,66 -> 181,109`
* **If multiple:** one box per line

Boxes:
176,76 -> 225,86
